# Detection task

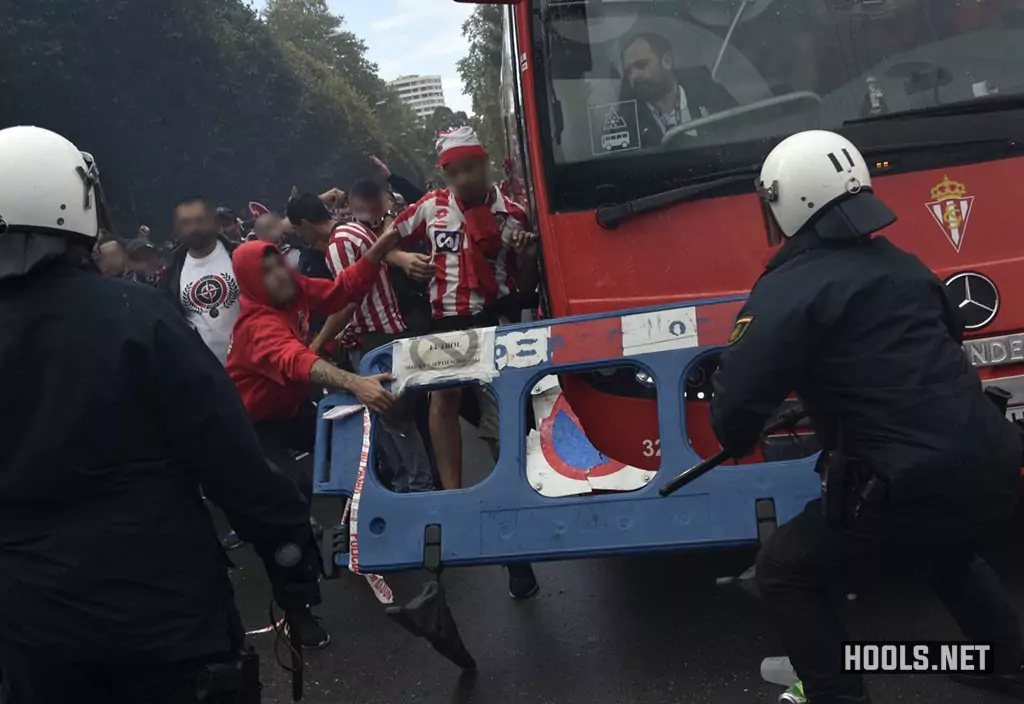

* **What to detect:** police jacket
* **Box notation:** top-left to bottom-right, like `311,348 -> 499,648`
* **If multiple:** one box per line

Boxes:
711,233 -> 1020,521
0,259 -> 316,663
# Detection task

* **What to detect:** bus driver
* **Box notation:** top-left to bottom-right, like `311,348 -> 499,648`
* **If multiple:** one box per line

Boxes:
618,32 -> 737,148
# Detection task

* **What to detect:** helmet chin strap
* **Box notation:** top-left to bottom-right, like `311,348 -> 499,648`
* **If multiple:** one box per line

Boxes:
0,231 -> 68,284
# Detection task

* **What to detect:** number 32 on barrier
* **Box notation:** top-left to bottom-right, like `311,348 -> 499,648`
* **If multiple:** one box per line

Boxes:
642,438 -> 662,458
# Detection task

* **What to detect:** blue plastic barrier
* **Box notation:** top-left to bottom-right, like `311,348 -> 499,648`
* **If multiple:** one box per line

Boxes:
313,297 -> 820,575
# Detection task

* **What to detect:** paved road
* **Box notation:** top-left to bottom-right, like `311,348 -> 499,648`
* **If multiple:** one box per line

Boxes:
225,432 -> 1024,704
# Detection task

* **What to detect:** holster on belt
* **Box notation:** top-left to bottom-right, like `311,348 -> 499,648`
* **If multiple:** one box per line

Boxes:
816,450 -> 848,527
815,420 -> 886,527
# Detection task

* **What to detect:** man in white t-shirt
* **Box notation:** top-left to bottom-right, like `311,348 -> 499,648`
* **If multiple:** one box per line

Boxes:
160,197 -> 241,366
161,197 -> 268,555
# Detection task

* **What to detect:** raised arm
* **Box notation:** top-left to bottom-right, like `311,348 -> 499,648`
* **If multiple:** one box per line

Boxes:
306,227 -> 400,317
370,154 -> 428,204
388,173 -> 427,204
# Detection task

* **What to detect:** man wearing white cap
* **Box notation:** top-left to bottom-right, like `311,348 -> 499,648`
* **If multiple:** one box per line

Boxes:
390,126 -> 541,599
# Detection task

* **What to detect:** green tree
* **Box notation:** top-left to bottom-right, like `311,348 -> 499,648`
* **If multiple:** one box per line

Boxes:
265,0 -> 429,180
264,0 -> 379,99
0,0 -> 319,236
0,0 -> 430,238
422,107 -> 473,139
457,5 -> 505,161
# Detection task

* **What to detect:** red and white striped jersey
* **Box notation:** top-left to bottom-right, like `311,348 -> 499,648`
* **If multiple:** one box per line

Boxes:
393,186 -> 530,319
325,222 -> 406,335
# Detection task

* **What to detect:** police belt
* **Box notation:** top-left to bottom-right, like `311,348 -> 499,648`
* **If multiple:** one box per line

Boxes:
815,451 -> 888,527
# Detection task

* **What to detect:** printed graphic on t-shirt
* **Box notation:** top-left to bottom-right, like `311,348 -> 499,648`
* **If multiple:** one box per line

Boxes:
433,229 -> 462,254
394,186 -> 530,318
182,273 -> 240,319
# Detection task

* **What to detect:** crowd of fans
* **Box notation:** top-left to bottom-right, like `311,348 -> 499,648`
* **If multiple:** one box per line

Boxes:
87,130 -> 542,649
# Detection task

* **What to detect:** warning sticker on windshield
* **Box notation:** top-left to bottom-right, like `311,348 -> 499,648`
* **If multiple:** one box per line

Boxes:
588,100 -> 640,157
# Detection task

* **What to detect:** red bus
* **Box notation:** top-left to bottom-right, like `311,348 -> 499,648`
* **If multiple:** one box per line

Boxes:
483,0 -> 1024,471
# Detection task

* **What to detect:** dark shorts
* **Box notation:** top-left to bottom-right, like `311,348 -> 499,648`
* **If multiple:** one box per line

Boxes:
428,310 -> 501,334
428,311 -> 501,441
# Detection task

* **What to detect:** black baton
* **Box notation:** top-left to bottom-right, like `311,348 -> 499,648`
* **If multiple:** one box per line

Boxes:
659,449 -> 730,497
660,405 -> 807,497
291,624 -> 303,701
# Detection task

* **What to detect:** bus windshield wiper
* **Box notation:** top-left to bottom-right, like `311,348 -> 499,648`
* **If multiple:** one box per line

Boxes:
594,133 -> 1019,230
844,93 -> 1024,126
596,169 -> 757,229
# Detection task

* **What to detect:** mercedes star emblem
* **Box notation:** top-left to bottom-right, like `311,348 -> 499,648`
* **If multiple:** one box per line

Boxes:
944,272 -> 999,330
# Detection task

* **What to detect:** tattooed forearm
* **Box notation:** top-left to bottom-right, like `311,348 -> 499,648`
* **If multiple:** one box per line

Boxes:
310,359 -> 361,393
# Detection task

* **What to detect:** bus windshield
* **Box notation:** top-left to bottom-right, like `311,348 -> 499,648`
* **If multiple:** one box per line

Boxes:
534,0 -> 1024,210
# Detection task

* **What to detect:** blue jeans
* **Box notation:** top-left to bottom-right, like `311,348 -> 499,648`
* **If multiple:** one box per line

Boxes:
377,414 -> 434,493
350,345 -> 434,494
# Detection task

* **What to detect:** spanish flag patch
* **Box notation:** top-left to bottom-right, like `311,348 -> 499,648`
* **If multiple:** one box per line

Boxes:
727,316 -> 754,346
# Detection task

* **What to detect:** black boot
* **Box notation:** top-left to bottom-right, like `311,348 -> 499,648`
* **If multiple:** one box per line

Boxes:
285,606 -> 331,650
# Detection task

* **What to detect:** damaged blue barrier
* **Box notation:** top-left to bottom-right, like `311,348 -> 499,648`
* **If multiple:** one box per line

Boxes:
313,297 -> 820,575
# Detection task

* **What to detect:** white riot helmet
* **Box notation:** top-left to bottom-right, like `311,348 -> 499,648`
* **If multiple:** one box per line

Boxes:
756,130 -> 896,247
0,126 -> 110,242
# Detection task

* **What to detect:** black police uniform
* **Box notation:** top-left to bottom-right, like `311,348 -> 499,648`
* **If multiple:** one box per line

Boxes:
0,256 -> 320,703
710,200 -> 1024,703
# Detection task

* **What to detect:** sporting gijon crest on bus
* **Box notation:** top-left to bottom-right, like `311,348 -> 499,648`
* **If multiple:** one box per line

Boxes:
926,175 -> 974,253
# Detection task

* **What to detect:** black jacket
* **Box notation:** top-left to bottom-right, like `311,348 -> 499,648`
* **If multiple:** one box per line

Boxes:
0,261 -> 316,662
157,235 -> 239,317
388,172 -> 426,204
711,234 -> 1020,524
620,67 -> 738,149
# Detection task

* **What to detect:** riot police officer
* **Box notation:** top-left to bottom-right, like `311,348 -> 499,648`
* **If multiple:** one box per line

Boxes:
0,126 -> 321,703
710,130 -> 1024,703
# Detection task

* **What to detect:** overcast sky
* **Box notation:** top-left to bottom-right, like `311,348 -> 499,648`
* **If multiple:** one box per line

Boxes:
250,0 -> 475,114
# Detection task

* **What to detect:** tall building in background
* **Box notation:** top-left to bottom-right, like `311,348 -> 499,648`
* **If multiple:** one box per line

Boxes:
389,75 -> 446,120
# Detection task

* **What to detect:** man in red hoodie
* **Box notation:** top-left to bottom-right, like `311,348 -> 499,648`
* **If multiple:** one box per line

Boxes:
226,234 -> 399,648
228,237 -> 400,453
